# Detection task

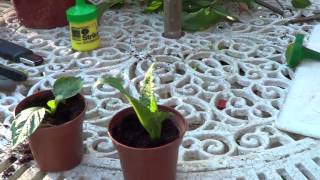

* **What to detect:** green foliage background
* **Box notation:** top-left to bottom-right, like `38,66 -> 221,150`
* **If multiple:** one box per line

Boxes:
102,0 -> 311,31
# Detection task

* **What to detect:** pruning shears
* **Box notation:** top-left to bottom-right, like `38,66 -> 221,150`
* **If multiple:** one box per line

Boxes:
0,64 -> 28,92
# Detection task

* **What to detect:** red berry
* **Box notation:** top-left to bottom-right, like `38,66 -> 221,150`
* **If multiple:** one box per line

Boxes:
216,99 -> 227,110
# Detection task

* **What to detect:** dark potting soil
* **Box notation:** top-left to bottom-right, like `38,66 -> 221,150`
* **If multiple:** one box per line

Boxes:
112,114 -> 180,148
2,165 -> 15,178
16,143 -> 33,164
2,143 -> 33,178
24,94 -> 84,126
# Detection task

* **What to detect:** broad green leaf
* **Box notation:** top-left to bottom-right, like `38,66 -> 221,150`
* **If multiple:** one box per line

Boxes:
144,0 -> 163,13
108,0 -> 125,8
47,100 -> 57,115
93,0 -> 125,20
212,6 -> 238,22
96,2 -> 109,20
292,0 -> 311,8
237,0 -> 255,8
11,107 -> 46,149
53,77 -> 83,103
140,64 -> 158,113
182,0 -> 213,13
96,77 -> 128,95
182,7 -> 224,32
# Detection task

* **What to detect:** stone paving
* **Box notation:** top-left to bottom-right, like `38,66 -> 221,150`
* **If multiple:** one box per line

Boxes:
1,0 -> 320,179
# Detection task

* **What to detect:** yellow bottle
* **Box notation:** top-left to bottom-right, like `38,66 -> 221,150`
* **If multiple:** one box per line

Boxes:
66,0 -> 100,52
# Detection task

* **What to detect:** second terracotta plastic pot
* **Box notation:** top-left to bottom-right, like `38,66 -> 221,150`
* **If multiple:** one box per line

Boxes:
12,0 -> 75,29
14,90 -> 86,172
108,105 -> 188,180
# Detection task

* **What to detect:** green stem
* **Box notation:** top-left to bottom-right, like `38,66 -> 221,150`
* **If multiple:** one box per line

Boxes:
45,108 -> 54,115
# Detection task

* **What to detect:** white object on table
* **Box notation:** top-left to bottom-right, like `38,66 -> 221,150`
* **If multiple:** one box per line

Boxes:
276,25 -> 320,138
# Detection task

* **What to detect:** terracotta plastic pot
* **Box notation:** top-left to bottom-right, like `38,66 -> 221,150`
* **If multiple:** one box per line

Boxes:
12,0 -> 75,29
14,90 -> 86,172
108,106 -> 188,180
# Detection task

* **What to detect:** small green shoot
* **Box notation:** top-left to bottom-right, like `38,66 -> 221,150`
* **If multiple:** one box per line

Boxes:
97,64 -> 169,140
11,76 -> 83,149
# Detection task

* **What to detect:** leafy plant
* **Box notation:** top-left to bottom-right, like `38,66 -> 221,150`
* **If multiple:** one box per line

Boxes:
100,0 -> 312,32
96,64 -> 169,140
11,77 -> 84,149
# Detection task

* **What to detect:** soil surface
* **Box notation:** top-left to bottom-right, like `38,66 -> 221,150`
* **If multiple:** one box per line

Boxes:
112,114 -> 180,148
2,143 -> 33,179
24,94 -> 84,126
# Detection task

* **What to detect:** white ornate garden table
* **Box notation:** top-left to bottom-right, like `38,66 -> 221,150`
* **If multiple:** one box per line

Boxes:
1,0 -> 320,179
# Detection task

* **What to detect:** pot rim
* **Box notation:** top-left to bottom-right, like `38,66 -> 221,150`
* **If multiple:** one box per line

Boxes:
14,90 -> 87,131
108,105 -> 187,151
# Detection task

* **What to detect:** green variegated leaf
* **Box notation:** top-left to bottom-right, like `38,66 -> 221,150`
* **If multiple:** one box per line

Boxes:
140,64 -> 158,113
11,107 -> 46,149
212,6 -> 237,22
98,68 -> 169,140
53,77 -> 83,103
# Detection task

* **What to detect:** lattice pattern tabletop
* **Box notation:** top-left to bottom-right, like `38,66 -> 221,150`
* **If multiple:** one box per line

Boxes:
0,0 -> 320,179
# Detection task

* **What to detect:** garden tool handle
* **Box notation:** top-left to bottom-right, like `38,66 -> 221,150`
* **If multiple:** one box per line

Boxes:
0,39 -> 43,66
0,64 -> 27,81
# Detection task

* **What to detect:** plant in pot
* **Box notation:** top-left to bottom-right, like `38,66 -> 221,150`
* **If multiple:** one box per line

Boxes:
12,0 -> 75,29
96,64 -> 188,180
11,76 -> 86,172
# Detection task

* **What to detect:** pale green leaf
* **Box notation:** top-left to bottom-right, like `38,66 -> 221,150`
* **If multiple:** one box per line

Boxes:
53,77 -> 83,103
11,107 -> 46,149
47,100 -> 57,115
144,0 -> 163,13
140,64 -> 158,113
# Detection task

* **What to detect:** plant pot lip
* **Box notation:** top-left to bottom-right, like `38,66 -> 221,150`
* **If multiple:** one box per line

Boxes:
14,90 -> 86,131
108,105 -> 187,151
